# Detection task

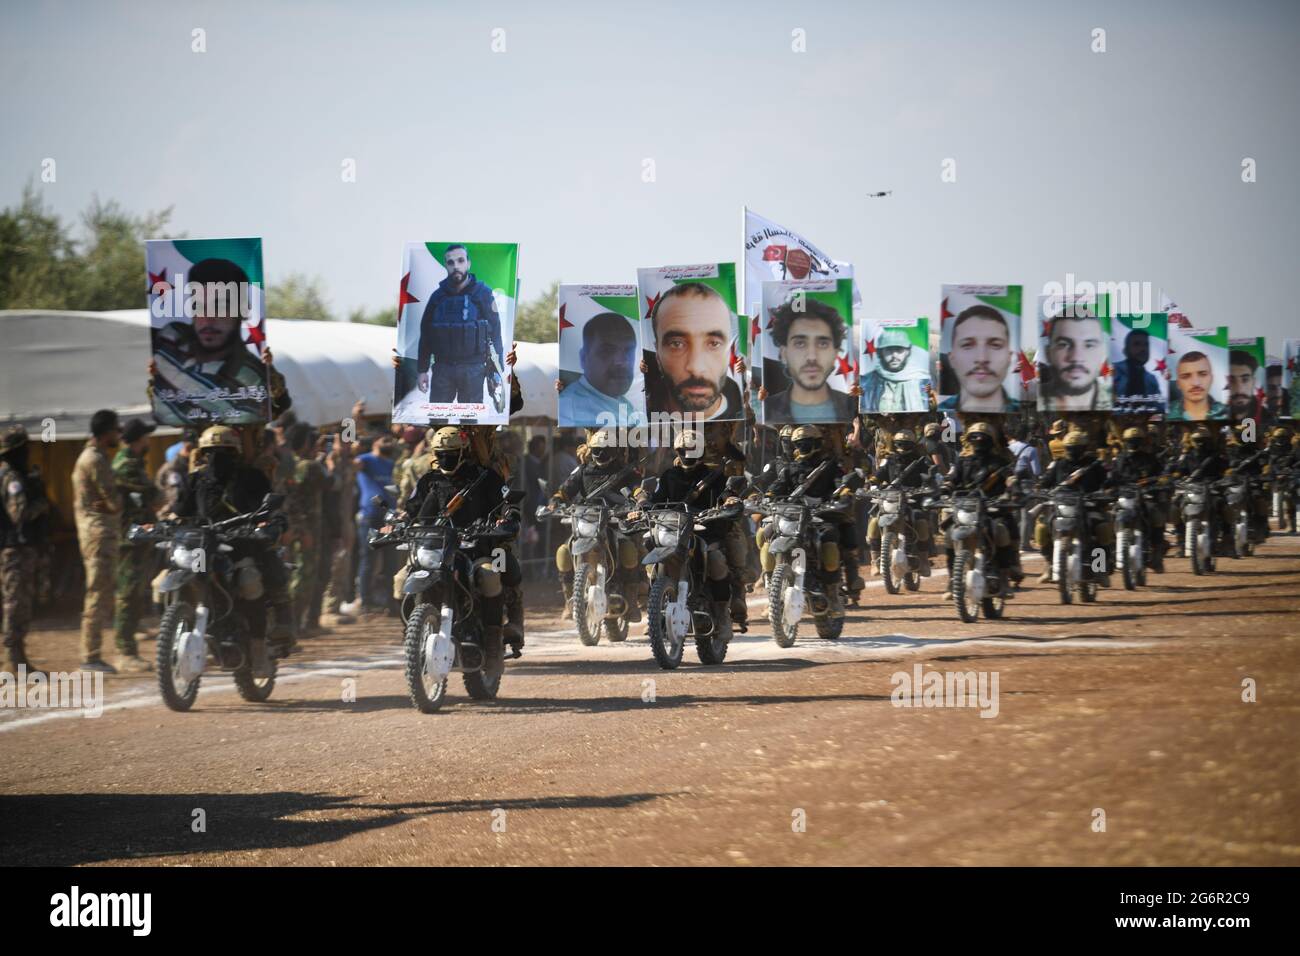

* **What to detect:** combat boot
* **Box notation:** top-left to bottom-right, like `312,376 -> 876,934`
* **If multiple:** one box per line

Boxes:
559,571 -> 574,620
268,600 -> 299,655
114,654 -> 152,674
504,586 -> 525,657
711,601 -> 734,643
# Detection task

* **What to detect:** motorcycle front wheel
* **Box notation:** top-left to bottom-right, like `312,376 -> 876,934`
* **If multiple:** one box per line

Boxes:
951,550 -> 979,623
879,531 -> 900,595
647,575 -> 685,670
573,564 -> 601,646
404,603 -> 449,713
767,563 -> 798,648
156,601 -> 201,712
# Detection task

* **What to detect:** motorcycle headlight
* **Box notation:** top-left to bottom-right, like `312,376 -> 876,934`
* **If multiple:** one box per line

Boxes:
956,509 -> 977,526
171,545 -> 196,569
1057,504 -> 1078,518
416,547 -> 443,570
655,527 -> 680,549
778,517 -> 801,536
881,499 -> 901,514
576,518 -> 599,538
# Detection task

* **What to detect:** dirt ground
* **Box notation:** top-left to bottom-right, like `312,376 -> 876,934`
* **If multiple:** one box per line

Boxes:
2,535 -> 1298,866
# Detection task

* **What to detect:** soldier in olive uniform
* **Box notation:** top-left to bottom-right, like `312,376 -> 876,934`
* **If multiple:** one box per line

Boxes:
1,425 -> 50,672
72,410 -> 123,673
283,423 -> 326,634
155,428 -> 198,513
111,418 -> 160,670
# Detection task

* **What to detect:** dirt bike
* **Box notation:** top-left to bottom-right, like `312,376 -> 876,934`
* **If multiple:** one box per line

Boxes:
1175,479 -> 1218,576
638,475 -> 746,670
942,490 -> 1015,623
128,493 -> 289,712
865,458 -> 936,595
371,481 -> 525,713
758,491 -> 851,648
1111,483 -> 1159,590
1044,487 -> 1112,604
1222,475 -> 1254,558
542,500 -> 639,646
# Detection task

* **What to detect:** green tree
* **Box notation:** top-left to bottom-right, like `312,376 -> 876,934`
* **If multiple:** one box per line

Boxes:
0,184 -> 175,311
347,305 -> 397,327
266,272 -> 334,321
512,280 -> 559,343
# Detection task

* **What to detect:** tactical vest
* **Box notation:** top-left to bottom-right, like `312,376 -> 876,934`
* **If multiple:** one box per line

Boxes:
429,287 -> 490,365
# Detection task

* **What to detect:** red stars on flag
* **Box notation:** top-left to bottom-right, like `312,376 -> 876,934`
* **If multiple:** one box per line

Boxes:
645,291 -> 661,320
398,272 -> 420,311
1017,351 -> 1037,388
244,320 -> 266,353
558,302 -> 573,332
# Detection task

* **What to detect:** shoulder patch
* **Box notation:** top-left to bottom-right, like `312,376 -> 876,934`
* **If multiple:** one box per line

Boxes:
7,480 -> 22,497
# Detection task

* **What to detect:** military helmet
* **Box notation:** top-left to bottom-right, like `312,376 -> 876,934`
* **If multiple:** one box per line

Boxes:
197,425 -> 241,451
431,427 -> 468,472
1122,427 -> 1144,441
964,421 -> 995,453
1270,427 -> 1289,442
1191,428 -> 1213,447
673,429 -> 704,463
1063,430 -> 1089,448
1048,419 -> 1069,437
791,424 -> 824,460
923,422 -> 942,438
892,429 -> 917,454
587,428 -> 621,466
0,425 -> 29,455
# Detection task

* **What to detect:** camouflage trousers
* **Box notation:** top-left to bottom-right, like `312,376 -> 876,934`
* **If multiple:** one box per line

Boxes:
2,546 -> 37,649
288,534 -> 317,627
78,524 -> 119,661
112,542 -> 152,656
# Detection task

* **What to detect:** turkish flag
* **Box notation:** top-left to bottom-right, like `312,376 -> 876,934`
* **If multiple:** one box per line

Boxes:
763,245 -> 787,262
784,248 -> 812,279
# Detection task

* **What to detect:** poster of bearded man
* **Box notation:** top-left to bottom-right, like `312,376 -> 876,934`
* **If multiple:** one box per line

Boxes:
758,278 -> 858,424
938,285 -> 1025,413
1110,312 -> 1169,414
1228,336 -> 1268,423
637,263 -> 745,425
859,317 -> 933,414
1036,295 -> 1113,412
391,241 -> 518,426
145,238 -> 275,426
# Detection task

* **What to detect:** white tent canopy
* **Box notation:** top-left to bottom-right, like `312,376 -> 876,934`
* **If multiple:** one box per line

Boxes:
0,310 -> 560,439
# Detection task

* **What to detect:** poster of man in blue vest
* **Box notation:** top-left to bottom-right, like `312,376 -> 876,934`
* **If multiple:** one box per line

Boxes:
392,241 -> 518,425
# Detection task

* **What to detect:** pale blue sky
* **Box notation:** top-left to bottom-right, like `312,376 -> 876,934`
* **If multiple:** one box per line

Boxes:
3,0 -> 1297,346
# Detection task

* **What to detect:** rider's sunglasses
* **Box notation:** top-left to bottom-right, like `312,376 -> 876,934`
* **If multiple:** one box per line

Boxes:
794,439 -> 819,454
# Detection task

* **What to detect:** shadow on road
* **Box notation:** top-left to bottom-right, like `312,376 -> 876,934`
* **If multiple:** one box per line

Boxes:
0,790 -> 672,865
